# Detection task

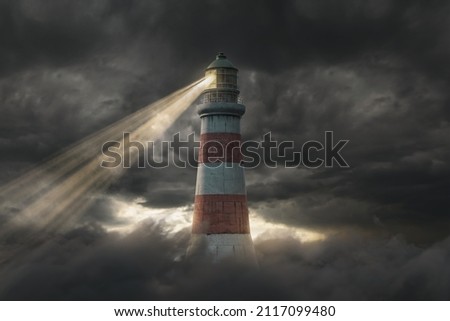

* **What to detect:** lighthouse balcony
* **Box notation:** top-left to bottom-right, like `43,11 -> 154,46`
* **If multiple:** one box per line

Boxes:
200,92 -> 243,104
197,101 -> 245,117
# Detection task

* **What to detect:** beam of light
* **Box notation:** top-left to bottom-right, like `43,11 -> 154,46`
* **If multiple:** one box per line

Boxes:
0,78 -> 204,204
0,76 -> 213,264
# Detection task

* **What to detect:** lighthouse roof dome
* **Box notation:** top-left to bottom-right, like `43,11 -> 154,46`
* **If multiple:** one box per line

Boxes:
206,52 -> 238,70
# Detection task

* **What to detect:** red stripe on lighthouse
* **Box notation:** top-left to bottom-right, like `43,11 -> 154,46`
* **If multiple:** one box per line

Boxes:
192,194 -> 250,234
199,133 -> 242,164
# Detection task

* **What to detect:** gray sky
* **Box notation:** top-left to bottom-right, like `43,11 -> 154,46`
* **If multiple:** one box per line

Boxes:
0,0 -> 449,300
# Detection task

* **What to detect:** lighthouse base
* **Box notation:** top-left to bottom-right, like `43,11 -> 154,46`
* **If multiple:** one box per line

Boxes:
188,234 -> 258,266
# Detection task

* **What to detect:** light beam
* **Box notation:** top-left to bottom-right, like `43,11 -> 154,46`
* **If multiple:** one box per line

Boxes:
0,77 -> 213,263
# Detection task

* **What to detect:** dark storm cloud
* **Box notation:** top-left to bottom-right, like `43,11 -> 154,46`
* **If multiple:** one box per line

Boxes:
0,1 -> 109,74
112,0 -> 450,79
5,0 -> 449,78
80,196 -> 127,226
0,0 -> 450,300
109,157 -> 197,209
237,62 -> 450,242
1,222 -> 449,300
0,0 -> 191,181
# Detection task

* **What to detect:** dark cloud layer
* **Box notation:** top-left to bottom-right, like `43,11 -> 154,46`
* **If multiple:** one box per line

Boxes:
1,223 -> 449,300
0,0 -> 450,299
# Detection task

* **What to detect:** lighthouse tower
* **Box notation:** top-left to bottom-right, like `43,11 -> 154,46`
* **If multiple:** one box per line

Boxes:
189,53 -> 257,264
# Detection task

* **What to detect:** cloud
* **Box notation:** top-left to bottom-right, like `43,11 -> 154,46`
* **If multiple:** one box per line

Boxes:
0,222 -> 449,300
0,0 -> 449,299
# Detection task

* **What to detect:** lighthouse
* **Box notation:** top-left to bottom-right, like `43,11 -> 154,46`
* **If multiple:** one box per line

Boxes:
189,53 -> 257,264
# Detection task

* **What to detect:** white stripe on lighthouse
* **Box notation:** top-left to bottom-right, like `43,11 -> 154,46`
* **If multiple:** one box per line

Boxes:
195,163 -> 246,195
201,115 -> 241,133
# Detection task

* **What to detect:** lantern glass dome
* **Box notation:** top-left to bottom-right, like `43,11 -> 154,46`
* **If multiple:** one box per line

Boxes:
205,53 -> 238,91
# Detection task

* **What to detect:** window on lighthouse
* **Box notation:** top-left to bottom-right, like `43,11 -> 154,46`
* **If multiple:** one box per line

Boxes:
206,68 -> 238,90
205,69 -> 217,90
